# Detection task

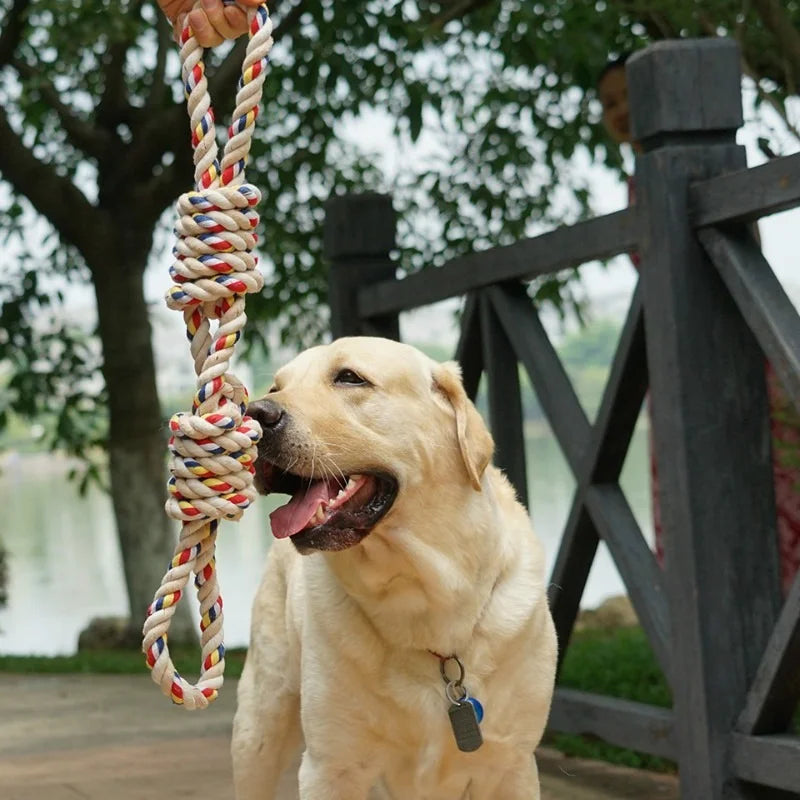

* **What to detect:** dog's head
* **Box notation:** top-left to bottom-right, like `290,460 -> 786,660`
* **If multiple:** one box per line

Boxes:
247,337 -> 494,554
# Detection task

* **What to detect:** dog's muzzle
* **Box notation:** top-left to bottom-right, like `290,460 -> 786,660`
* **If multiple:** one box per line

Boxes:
246,399 -> 398,553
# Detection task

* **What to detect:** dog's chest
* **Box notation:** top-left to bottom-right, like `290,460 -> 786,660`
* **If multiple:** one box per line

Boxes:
362,665 -> 499,799
376,763 -> 473,800
373,724 -> 483,800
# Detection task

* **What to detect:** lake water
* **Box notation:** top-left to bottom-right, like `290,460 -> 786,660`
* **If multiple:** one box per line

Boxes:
0,425 -> 653,656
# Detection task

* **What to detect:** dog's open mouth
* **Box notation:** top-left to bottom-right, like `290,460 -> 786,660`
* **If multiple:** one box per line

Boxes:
256,462 -> 398,552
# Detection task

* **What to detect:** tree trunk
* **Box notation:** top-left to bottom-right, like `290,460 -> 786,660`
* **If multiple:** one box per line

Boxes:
91,240 -> 195,646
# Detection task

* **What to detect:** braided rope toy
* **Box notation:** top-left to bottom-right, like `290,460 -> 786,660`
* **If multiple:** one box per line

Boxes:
141,4 -> 273,709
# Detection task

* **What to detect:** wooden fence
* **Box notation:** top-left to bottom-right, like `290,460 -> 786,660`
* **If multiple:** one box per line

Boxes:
323,38 -> 800,799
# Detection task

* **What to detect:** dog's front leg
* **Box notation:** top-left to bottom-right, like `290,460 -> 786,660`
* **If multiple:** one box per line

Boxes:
232,687 -> 302,800
297,751 -> 377,800
470,753 -> 541,800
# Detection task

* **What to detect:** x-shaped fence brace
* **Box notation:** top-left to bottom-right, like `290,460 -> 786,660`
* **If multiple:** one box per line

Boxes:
451,213 -> 800,758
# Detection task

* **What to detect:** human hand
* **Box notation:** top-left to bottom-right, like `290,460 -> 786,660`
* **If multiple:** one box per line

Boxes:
158,0 -> 265,47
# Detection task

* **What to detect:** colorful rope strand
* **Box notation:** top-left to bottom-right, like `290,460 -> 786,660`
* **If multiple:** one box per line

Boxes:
142,4 -> 273,709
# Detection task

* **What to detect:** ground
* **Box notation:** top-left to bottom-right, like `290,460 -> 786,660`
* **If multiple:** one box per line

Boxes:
0,673 -> 679,799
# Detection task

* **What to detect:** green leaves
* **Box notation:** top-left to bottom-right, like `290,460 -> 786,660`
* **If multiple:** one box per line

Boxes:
0,203 -> 106,489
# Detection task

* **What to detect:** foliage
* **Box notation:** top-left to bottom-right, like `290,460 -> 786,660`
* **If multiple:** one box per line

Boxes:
0,646 -> 249,675
1,0 -> 799,473
0,228 -> 107,491
550,625 -> 675,772
560,626 -> 672,707
770,372 -> 800,480
545,729 -> 675,772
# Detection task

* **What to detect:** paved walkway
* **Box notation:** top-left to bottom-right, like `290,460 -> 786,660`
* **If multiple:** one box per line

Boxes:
0,673 -> 679,799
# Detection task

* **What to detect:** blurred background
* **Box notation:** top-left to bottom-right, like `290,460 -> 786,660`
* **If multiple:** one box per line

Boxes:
1,0 -> 798,655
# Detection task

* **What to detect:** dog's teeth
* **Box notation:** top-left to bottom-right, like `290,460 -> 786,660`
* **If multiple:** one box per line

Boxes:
313,505 -> 325,524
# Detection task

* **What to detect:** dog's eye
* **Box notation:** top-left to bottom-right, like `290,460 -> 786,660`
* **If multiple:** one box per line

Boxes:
267,384 -> 278,394
334,368 -> 369,386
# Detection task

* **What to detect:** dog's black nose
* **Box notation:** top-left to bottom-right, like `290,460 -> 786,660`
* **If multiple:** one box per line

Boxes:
247,399 -> 285,430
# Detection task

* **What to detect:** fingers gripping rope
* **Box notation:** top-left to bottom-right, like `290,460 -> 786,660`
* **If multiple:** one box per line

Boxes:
142,4 -> 273,709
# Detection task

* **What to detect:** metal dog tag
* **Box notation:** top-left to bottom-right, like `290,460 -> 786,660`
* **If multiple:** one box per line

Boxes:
448,699 -> 483,752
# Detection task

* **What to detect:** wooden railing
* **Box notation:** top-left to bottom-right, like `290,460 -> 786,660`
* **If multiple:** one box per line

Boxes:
323,38 -> 800,799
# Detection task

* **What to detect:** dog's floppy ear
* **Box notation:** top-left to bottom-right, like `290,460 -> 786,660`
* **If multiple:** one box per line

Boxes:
433,362 -> 494,491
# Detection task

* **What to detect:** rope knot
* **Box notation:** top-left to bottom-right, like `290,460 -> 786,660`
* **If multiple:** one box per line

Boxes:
165,398 -> 261,524
166,368 -> 261,524
166,184 -> 264,312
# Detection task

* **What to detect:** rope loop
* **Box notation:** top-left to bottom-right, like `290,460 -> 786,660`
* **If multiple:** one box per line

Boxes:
180,3 -> 273,190
143,3 -> 271,709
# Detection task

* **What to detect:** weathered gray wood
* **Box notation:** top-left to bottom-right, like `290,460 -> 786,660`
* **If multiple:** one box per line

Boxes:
548,503 -> 599,670
587,288 -> 649,484
323,192 -> 396,260
698,226 -> 800,413
585,484 -> 671,683
486,283 -> 589,475
548,688 -> 676,760
729,734 -> 800,794
454,292 -> 483,401
356,209 -> 638,317
479,293 -> 528,507
737,571 -> 800,734
690,152 -> 800,226
639,145 -> 782,798
548,290 -> 652,667
627,38 -> 743,149
631,37 -> 783,800
324,193 -> 400,339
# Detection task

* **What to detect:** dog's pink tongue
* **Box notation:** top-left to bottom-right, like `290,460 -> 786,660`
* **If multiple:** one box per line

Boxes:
270,480 -> 332,539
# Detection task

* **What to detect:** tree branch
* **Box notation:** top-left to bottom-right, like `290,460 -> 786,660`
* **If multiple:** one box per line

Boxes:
696,12 -> 800,147
121,102 -> 188,193
429,0 -> 494,28
272,0 -> 308,48
0,102 -> 104,259
751,0 -> 800,94
11,58 -> 115,159
209,36 -> 247,104
608,0 -> 677,40
96,0 -> 148,131
741,57 -> 800,144
0,0 -> 31,66
145,16 -> 173,112
96,41 -> 132,131
131,146 -> 194,229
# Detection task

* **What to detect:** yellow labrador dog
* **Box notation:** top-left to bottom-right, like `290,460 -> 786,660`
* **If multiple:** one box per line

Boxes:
233,336 -> 557,800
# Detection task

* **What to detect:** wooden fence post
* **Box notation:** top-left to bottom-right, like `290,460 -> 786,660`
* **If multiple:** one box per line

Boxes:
324,192 -> 400,340
629,39 -> 782,799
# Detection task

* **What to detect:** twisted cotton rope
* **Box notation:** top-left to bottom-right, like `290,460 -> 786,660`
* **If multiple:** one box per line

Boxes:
142,4 -> 273,709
